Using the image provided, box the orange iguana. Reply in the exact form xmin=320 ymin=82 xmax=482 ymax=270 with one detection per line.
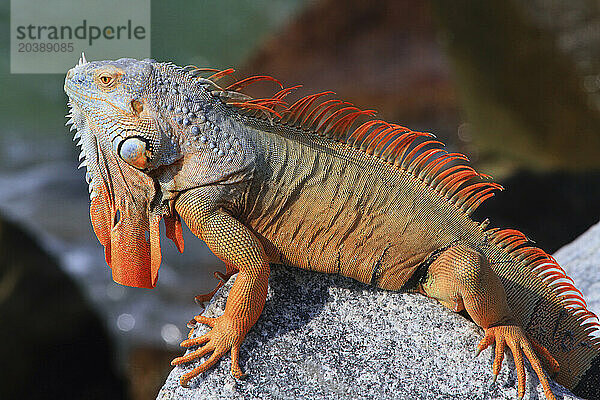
xmin=64 ymin=54 xmax=600 ymax=399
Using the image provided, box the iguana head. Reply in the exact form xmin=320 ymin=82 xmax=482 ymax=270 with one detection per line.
xmin=65 ymin=55 xmax=253 ymax=288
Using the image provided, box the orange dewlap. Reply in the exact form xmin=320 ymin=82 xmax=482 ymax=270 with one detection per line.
xmin=90 ymin=184 xmax=183 ymax=288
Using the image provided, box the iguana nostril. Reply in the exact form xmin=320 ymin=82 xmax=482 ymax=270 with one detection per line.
xmin=119 ymin=137 xmax=149 ymax=169
xmin=73 ymin=72 xmax=84 ymax=83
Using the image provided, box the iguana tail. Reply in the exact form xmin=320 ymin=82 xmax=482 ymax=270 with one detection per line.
xmin=485 ymin=228 xmax=600 ymax=396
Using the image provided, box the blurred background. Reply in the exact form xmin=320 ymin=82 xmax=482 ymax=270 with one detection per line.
xmin=0 ymin=0 xmax=598 ymax=399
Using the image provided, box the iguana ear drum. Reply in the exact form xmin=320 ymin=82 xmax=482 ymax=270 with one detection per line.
xmin=118 ymin=137 xmax=150 ymax=169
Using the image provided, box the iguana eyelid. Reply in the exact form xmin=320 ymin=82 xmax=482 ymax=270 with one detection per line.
xmin=95 ymin=71 xmax=122 ymax=88
xmin=99 ymin=74 xmax=113 ymax=85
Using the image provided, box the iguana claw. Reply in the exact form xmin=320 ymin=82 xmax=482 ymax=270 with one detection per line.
xmin=172 ymin=314 xmax=247 ymax=387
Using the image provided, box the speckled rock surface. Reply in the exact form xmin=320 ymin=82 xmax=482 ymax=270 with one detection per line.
xmin=157 ymin=263 xmax=583 ymax=400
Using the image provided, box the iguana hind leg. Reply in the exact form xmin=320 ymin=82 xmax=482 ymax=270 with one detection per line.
xmin=170 ymin=188 xmax=270 ymax=386
xmin=419 ymin=244 xmax=559 ymax=400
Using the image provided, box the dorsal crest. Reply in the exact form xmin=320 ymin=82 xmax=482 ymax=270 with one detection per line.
xmin=182 ymin=65 xmax=502 ymax=217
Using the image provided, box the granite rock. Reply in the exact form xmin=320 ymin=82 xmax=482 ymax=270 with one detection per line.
xmin=158 ymin=254 xmax=589 ymax=400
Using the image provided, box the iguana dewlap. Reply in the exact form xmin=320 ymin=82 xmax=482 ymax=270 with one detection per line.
xmin=64 ymin=55 xmax=600 ymax=399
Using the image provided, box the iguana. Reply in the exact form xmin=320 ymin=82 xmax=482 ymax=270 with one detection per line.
xmin=64 ymin=54 xmax=600 ymax=399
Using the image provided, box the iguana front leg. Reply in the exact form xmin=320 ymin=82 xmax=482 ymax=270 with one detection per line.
xmin=170 ymin=188 xmax=270 ymax=386
xmin=420 ymin=244 xmax=559 ymax=400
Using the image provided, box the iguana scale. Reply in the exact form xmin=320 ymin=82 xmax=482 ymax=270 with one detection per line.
xmin=64 ymin=55 xmax=600 ymax=399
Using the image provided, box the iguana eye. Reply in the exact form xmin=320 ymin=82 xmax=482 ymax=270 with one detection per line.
xmin=99 ymin=75 xmax=113 ymax=85
xmin=118 ymin=137 xmax=150 ymax=169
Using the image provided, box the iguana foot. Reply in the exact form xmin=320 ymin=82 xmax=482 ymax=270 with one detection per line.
xmin=476 ymin=325 xmax=559 ymax=400
xmin=172 ymin=314 xmax=247 ymax=387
